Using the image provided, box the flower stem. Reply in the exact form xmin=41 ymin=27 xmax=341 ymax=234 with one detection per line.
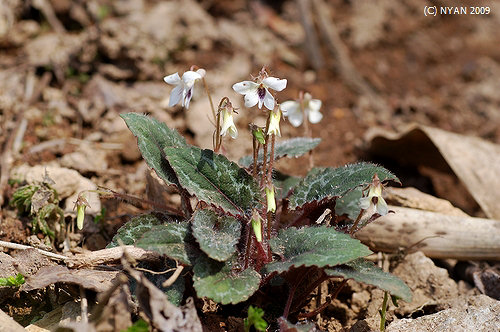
xmin=252 ymin=136 xmax=259 ymax=178
xmin=349 ymin=208 xmax=366 ymax=235
xmin=201 ymin=77 xmax=216 ymax=122
xmin=380 ymin=291 xmax=389 ymax=331
xmin=299 ymin=91 xmax=314 ymax=169
xmin=260 ymin=116 xmax=271 ymax=187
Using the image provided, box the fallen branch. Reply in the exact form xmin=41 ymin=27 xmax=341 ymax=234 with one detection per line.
xmin=355 ymin=206 xmax=500 ymax=260
xmin=66 ymin=246 xmax=163 ymax=268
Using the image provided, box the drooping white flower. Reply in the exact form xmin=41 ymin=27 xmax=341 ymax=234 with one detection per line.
xmin=281 ymin=92 xmax=323 ymax=127
xmin=359 ymin=174 xmax=388 ymax=216
xmin=232 ymin=71 xmax=287 ymax=110
xmin=164 ymin=68 xmax=206 ymax=109
xmin=220 ymin=107 xmax=238 ymax=139
xmin=267 ymin=109 xmax=281 ymax=137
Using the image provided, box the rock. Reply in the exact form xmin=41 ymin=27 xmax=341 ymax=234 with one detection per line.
xmin=387 ymin=295 xmax=500 ymax=332
xmin=391 ymin=251 xmax=459 ymax=316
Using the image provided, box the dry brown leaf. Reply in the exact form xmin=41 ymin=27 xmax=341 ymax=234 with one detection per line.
xmin=365 ymin=124 xmax=500 ymax=219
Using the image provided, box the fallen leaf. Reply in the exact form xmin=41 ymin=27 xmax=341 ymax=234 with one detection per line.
xmin=365 ymin=124 xmax=500 ymax=219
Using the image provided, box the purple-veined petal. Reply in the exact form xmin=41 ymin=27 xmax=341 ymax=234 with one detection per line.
xmin=263 ymin=88 xmax=275 ymax=110
xmin=308 ymin=110 xmax=323 ymax=124
xmin=232 ymin=81 xmax=258 ymax=95
xmin=168 ymin=84 xmax=184 ymax=107
xmin=244 ymin=90 xmax=259 ymax=108
xmin=183 ymin=87 xmax=194 ymax=109
xmin=164 ymin=72 xmax=181 ymax=85
xmin=263 ymin=77 xmax=287 ymax=91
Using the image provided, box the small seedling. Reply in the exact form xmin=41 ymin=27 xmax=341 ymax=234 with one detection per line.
xmin=0 ymin=273 xmax=25 ymax=287
xmin=244 ymin=306 xmax=268 ymax=332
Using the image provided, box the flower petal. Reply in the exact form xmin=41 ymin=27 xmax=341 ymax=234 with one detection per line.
xmin=263 ymin=77 xmax=287 ymax=91
xmin=376 ymin=197 xmax=388 ymax=216
xmin=244 ymin=90 xmax=259 ymax=108
xmin=196 ymin=68 xmax=206 ymax=78
xmin=308 ymin=110 xmax=323 ymax=124
xmin=182 ymin=71 xmax=202 ymax=86
xmin=163 ymin=72 xmax=181 ymax=85
xmin=232 ymin=81 xmax=258 ymax=95
xmin=263 ymin=89 xmax=275 ymax=110
xmin=307 ymin=99 xmax=322 ymax=113
xmin=168 ymin=84 xmax=184 ymax=107
xmin=281 ymin=101 xmax=303 ymax=127
xmin=359 ymin=197 xmax=371 ymax=210
xmin=183 ymin=87 xmax=194 ymax=109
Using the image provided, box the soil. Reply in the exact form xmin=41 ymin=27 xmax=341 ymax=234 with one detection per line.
xmin=0 ymin=0 xmax=499 ymax=331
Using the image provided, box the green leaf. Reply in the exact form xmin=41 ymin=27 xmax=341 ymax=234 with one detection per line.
xmin=193 ymin=255 xmax=261 ymax=305
xmin=121 ymin=113 xmax=187 ymax=186
xmin=192 ymin=209 xmax=241 ymax=261
xmin=335 ymin=186 xmax=363 ymax=220
xmin=124 ymin=319 xmax=149 ymax=332
xmin=263 ymin=226 xmax=372 ymax=275
xmin=272 ymin=171 xmax=301 ymax=200
xmin=239 ymin=137 xmax=321 ymax=167
xmin=164 ymin=146 xmax=261 ymax=216
xmin=244 ymin=306 xmax=268 ymax=332
xmin=288 ymin=162 xmax=399 ymax=210
xmin=0 ymin=273 xmax=25 ymax=287
xmin=107 ymin=213 xmax=168 ymax=248
xmin=326 ymin=258 xmax=412 ymax=302
xmin=136 ymin=222 xmax=198 ymax=265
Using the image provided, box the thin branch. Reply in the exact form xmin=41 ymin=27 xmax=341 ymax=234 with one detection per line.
xmin=0 ymin=240 xmax=68 ymax=260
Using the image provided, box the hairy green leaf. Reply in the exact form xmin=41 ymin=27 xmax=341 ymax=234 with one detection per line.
xmin=193 ymin=255 xmax=261 ymax=305
xmin=192 ymin=209 xmax=241 ymax=261
xmin=288 ymin=162 xmax=399 ymax=210
xmin=326 ymin=258 xmax=412 ymax=302
xmin=136 ymin=222 xmax=198 ymax=265
xmin=335 ymin=186 xmax=364 ymax=220
xmin=273 ymin=171 xmax=301 ymax=200
xmin=239 ymin=137 xmax=321 ymax=167
xmin=107 ymin=214 xmax=169 ymax=248
xmin=164 ymin=146 xmax=261 ymax=216
xmin=121 ymin=113 xmax=187 ymax=186
xmin=263 ymin=226 xmax=372 ymax=275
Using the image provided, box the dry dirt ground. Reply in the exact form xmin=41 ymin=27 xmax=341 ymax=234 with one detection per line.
xmin=0 ymin=0 xmax=499 ymax=331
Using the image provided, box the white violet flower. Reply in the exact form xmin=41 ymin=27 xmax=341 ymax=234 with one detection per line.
xmin=267 ymin=109 xmax=281 ymax=137
xmin=232 ymin=70 xmax=287 ymax=110
xmin=359 ymin=174 xmax=388 ymax=216
xmin=220 ymin=107 xmax=238 ymax=139
xmin=164 ymin=68 xmax=206 ymax=109
xmin=281 ymin=92 xmax=323 ymax=127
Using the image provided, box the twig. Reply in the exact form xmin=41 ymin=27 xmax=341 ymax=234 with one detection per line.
xmin=80 ymin=286 xmax=88 ymax=324
xmin=312 ymin=0 xmax=390 ymax=119
xmin=0 ymin=240 xmax=68 ymax=260
xmin=296 ymin=0 xmax=324 ymax=70
xmin=162 ymin=265 xmax=184 ymax=288
xmin=32 ymin=0 xmax=66 ymax=33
